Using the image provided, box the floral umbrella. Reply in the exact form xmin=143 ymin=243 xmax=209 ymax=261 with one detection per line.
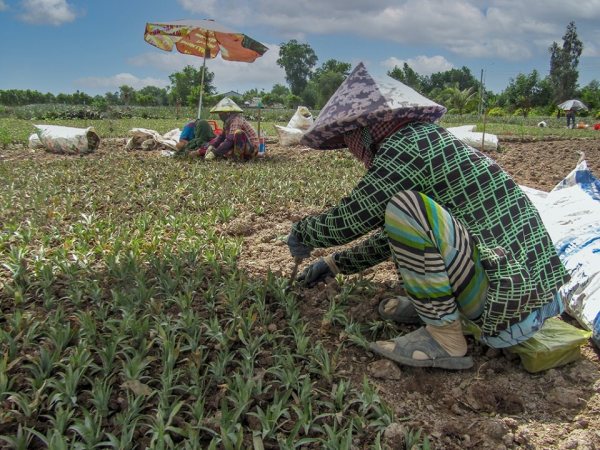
xmin=144 ymin=19 xmax=268 ymax=118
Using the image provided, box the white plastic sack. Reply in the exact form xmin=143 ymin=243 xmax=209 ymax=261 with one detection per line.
xmin=28 ymin=133 xmax=45 ymax=149
xmin=523 ymin=160 xmax=600 ymax=348
xmin=447 ymin=125 xmax=498 ymax=151
xmin=274 ymin=124 xmax=305 ymax=147
xmin=163 ymin=128 xmax=181 ymax=141
xmin=287 ymin=106 xmax=313 ymax=130
xmin=33 ymin=124 xmax=100 ymax=154
xmin=126 ymin=128 xmax=178 ymax=151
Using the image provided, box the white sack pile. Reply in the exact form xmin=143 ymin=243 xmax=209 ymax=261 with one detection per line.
xmin=274 ymin=106 xmax=314 ymax=147
xmin=447 ymin=125 xmax=498 ymax=151
xmin=126 ymin=128 xmax=180 ymax=151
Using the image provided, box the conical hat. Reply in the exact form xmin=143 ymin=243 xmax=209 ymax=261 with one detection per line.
xmin=210 ymin=97 xmax=243 ymax=113
xmin=300 ymin=62 xmax=447 ymax=149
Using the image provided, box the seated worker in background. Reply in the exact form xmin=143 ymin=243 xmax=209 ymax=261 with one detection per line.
xmin=204 ymin=97 xmax=259 ymax=161
xmin=176 ymin=119 xmax=217 ymax=156
xmin=287 ymin=62 xmax=570 ymax=370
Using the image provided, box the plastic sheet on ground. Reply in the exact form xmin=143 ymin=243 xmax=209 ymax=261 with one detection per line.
xmin=522 ymin=159 xmax=600 ymax=349
xmin=32 ymin=124 xmax=100 ymax=154
xmin=447 ymin=125 xmax=498 ymax=151
xmin=125 ymin=128 xmax=180 ymax=151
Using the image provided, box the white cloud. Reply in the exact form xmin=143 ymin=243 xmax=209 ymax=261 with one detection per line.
xmin=17 ymin=0 xmax=81 ymax=26
xmin=381 ymin=56 xmax=454 ymax=76
xmin=73 ymin=73 xmax=169 ymax=92
xmin=176 ymin=0 xmax=218 ymax=17
xmin=0 ymin=1 xmax=9 ymax=11
xmin=581 ymin=28 xmax=600 ymax=57
xmin=173 ymin=1 xmax=599 ymax=64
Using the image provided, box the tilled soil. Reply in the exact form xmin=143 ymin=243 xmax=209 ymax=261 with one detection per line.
xmin=233 ymin=137 xmax=600 ymax=450
xmin=2 ymin=136 xmax=600 ymax=449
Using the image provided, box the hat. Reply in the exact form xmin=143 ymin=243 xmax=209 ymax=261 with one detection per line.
xmin=210 ymin=97 xmax=243 ymax=113
xmin=300 ymin=62 xmax=447 ymax=150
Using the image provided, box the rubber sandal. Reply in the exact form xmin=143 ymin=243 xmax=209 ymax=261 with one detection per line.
xmin=370 ymin=327 xmax=473 ymax=370
xmin=378 ymin=297 xmax=423 ymax=324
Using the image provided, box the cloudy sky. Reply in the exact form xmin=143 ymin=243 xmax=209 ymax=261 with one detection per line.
xmin=0 ymin=0 xmax=599 ymax=97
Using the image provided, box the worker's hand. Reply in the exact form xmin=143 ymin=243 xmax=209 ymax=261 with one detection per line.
xmin=286 ymin=231 xmax=312 ymax=259
xmin=204 ymin=150 xmax=216 ymax=161
xmin=297 ymin=255 xmax=340 ymax=287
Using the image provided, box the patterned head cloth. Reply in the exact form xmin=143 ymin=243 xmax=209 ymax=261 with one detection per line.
xmin=300 ymin=62 xmax=447 ymax=150
xmin=210 ymin=97 xmax=243 ymax=113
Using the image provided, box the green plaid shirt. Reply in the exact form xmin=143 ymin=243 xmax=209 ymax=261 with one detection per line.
xmin=293 ymin=122 xmax=569 ymax=335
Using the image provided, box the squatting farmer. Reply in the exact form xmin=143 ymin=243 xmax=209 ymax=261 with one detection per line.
xmin=203 ymin=97 xmax=260 ymax=161
xmin=286 ymin=62 xmax=570 ymax=370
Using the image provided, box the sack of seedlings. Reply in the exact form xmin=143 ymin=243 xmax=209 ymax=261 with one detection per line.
xmin=287 ymin=106 xmax=313 ymax=130
xmin=274 ymin=124 xmax=305 ymax=146
xmin=34 ymin=124 xmax=100 ymax=155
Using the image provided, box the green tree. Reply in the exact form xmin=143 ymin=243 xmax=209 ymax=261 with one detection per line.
xmin=56 ymin=93 xmax=70 ymax=104
xmin=54 ymin=90 xmax=94 ymax=106
xmin=138 ymin=86 xmax=169 ymax=106
xmin=276 ymin=40 xmax=318 ymax=96
xmin=316 ymin=71 xmax=345 ymax=108
xmin=261 ymin=84 xmax=289 ymax=106
xmin=0 ymin=89 xmax=55 ymax=106
xmin=580 ymin=79 xmax=600 ymax=111
xmin=387 ymin=63 xmax=423 ymax=92
xmin=242 ymin=88 xmax=265 ymax=104
xmin=439 ymin=83 xmax=477 ymax=116
xmin=119 ymin=85 xmax=136 ymax=107
xmin=300 ymin=81 xmax=318 ymax=108
xmin=548 ymin=21 xmax=583 ymax=103
xmin=271 ymin=83 xmax=290 ymax=98
xmin=503 ymin=70 xmax=545 ymax=117
xmin=168 ymin=65 xmax=215 ymax=107
xmin=285 ymin=94 xmax=303 ymax=109
xmin=311 ymin=59 xmax=351 ymax=108
xmin=313 ymin=59 xmax=351 ymax=80
xmin=261 ymin=93 xmax=279 ymax=107
xmin=422 ymin=67 xmax=479 ymax=98
xmin=137 ymin=94 xmax=157 ymax=106
xmin=91 ymin=95 xmax=108 ymax=108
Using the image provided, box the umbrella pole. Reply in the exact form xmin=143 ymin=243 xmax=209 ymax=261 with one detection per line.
xmin=257 ymin=105 xmax=261 ymax=139
xmin=197 ymin=54 xmax=207 ymax=119
xmin=481 ymin=103 xmax=488 ymax=151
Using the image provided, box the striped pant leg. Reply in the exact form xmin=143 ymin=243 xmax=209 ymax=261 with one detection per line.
xmin=385 ymin=191 xmax=488 ymax=326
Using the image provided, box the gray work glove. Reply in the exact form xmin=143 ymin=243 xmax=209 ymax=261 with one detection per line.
xmin=286 ymin=231 xmax=313 ymax=259
xmin=297 ymin=255 xmax=340 ymax=288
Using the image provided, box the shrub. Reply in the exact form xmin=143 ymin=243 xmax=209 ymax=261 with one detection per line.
xmin=488 ymin=107 xmax=508 ymax=117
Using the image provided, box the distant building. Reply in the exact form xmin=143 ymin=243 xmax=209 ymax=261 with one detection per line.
xmin=220 ymin=91 xmax=242 ymax=99
xmin=246 ymin=97 xmax=285 ymax=109
xmin=246 ymin=97 xmax=262 ymax=108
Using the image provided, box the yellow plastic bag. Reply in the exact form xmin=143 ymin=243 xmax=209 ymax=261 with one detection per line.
xmin=507 ymin=318 xmax=591 ymax=373
xmin=462 ymin=317 xmax=591 ymax=373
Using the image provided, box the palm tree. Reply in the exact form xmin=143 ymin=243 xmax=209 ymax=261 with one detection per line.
xmin=439 ymin=83 xmax=477 ymax=116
